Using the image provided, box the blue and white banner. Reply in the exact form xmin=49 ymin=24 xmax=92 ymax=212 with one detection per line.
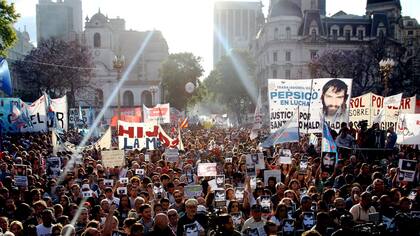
xmin=262 ymin=111 xmax=299 ymax=147
xmin=0 ymin=95 xmax=68 ymax=133
xmin=268 ymin=78 xmax=352 ymax=133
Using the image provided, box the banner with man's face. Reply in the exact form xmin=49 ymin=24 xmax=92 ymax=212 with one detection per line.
xmin=268 ymin=78 xmax=352 ymax=133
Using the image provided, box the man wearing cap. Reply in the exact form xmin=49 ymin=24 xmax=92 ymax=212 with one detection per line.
xmin=105 ymin=187 xmax=120 ymax=206
xmin=241 ymin=204 xmax=266 ymax=235
xmin=176 ymin=199 xmax=207 ymax=236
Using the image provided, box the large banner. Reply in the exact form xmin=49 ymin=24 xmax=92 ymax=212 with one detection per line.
xmin=1 ymin=95 xmax=67 ymax=133
xmin=110 ymin=107 xmax=142 ymax=127
xmin=69 ymin=108 xmax=90 ymax=126
xmin=143 ymin=103 xmax=170 ymax=124
xmin=118 ymin=120 xmax=179 ymax=150
xmin=268 ymin=78 xmax=353 ymax=133
xmin=50 ymin=95 xmax=68 ymax=131
xmin=349 ymin=93 xmax=413 ymax=130
xmin=400 ymin=95 xmax=416 ymax=114
xmin=396 ymin=114 xmax=420 ymax=144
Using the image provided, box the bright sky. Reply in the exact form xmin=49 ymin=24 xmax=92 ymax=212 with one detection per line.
xmin=9 ymin=0 xmax=420 ymax=78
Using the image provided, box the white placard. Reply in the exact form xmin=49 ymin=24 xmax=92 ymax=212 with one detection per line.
xmin=197 ymin=163 xmax=217 ymax=177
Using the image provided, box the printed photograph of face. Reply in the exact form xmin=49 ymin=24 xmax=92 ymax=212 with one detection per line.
xmin=321 ymin=79 xmax=349 ymax=119
xmin=185 ymin=223 xmax=199 ymax=236
xmin=235 ymin=188 xmax=244 ymax=201
xmin=303 ymin=213 xmax=315 ymax=229
xmin=215 ymin=190 xmax=225 ymax=201
xmin=283 ymin=220 xmax=295 ymax=233
xmin=216 ymin=176 xmax=225 ymax=187
xmin=322 ymin=152 xmax=336 ymax=171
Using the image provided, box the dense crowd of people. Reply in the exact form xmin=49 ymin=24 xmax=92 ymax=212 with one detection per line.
xmin=0 ymin=122 xmax=419 ymax=236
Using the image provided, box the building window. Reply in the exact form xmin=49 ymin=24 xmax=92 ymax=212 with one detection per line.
xmin=345 ymin=30 xmax=351 ymax=41
xmin=95 ymin=89 xmax=103 ymax=107
xmin=273 ymin=52 xmax=278 ymax=62
xmin=310 ymin=50 xmax=318 ymax=60
xmin=358 ymin=30 xmax=364 ymax=40
xmin=311 ymin=0 xmax=316 ymax=9
xmin=408 ymin=39 xmax=413 ymax=46
xmin=285 ymin=69 xmax=291 ymax=79
xmin=311 ymin=29 xmax=317 ymax=40
xmin=286 ymin=27 xmax=291 ymax=40
xmin=285 ymin=51 xmax=291 ymax=61
xmin=332 ymin=29 xmax=338 ymax=40
xmin=123 ymin=90 xmax=134 ymax=107
xmin=407 ymin=21 xmax=414 ymax=27
xmin=274 ymin=28 xmax=279 ymax=39
xmin=94 ymin=33 xmax=101 ymax=48
xmin=273 ymin=69 xmax=277 ymax=78
xmin=408 ymin=30 xmax=414 ymax=36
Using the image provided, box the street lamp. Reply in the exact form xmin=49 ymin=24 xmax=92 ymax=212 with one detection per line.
xmin=149 ymin=85 xmax=159 ymax=106
xmin=379 ymin=58 xmax=395 ymax=97
xmin=113 ymin=55 xmax=125 ymax=120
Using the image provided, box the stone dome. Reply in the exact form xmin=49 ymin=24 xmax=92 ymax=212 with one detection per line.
xmin=269 ymin=0 xmax=302 ymax=18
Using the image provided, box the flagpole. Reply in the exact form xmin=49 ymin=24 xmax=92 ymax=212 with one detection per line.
xmin=297 ymin=105 xmax=301 ymax=141
xmin=306 ymin=79 xmax=314 ymax=135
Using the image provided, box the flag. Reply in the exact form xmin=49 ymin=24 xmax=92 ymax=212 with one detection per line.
xmin=322 ymin=121 xmax=337 ymax=153
xmin=96 ymin=127 xmax=111 ymax=150
xmin=179 ymin=117 xmax=188 ymax=129
xmin=0 ymin=59 xmax=12 ymax=96
xmin=262 ymin=111 xmax=299 ymax=147
xmin=309 ymin=133 xmax=318 ymax=147
xmin=250 ymin=93 xmax=263 ymax=140
xmin=87 ymin=107 xmax=95 ymax=127
xmin=78 ymin=105 xmax=84 ymax=123
xmin=177 ymin=128 xmax=184 ymax=151
xmin=10 ymin=103 xmax=21 ymax=124
xmin=52 ymin=129 xmax=58 ymax=155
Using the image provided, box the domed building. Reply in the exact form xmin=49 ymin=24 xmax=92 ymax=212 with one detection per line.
xmin=79 ymin=10 xmax=169 ymax=123
xmin=252 ymin=0 xmax=419 ymax=111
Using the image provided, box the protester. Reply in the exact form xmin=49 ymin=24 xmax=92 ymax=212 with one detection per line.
xmin=0 ymin=121 xmax=418 ymax=236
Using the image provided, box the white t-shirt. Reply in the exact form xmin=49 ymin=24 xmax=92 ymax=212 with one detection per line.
xmin=36 ymin=224 xmax=52 ymax=236
xmin=350 ymin=204 xmax=376 ymax=222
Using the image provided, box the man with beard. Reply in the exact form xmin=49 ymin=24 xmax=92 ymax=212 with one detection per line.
xmin=321 ymin=79 xmax=349 ymax=127
xmin=177 ymin=199 xmax=207 ymax=236
xmin=349 ymin=192 xmax=376 ymax=223
xmin=329 ymin=198 xmax=351 ymax=228
xmin=242 ymin=204 xmax=266 ymax=235
xmin=209 ymin=214 xmax=241 ymax=236
xmin=169 ymin=190 xmax=185 ymax=214
xmin=146 ymin=213 xmax=175 ymax=236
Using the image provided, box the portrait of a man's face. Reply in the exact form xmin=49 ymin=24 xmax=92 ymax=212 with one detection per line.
xmin=321 ymin=79 xmax=348 ymax=117
xmin=382 ymin=216 xmax=395 ymax=230
xmin=283 ymin=220 xmax=294 ymax=233
xmin=216 ymin=176 xmax=224 ymax=187
xmin=185 ymin=223 xmax=199 ymax=236
xmin=303 ymin=213 xmax=315 ymax=229
xmin=235 ymin=188 xmax=244 ymax=201
xmin=215 ymin=190 xmax=225 ymax=201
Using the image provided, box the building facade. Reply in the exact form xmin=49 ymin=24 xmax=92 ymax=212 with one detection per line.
xmin=80 ymin=11 xmax=168 ymax=120
xmin=213 ymin=1 xmax=264 ymax=67
xmin=5 ymin=28 xmax=35 ymax=98
xmin=252 ymin=0 xmax=420 ymax=105
xmin=36 ymin=0 xmax=83 ymax=42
